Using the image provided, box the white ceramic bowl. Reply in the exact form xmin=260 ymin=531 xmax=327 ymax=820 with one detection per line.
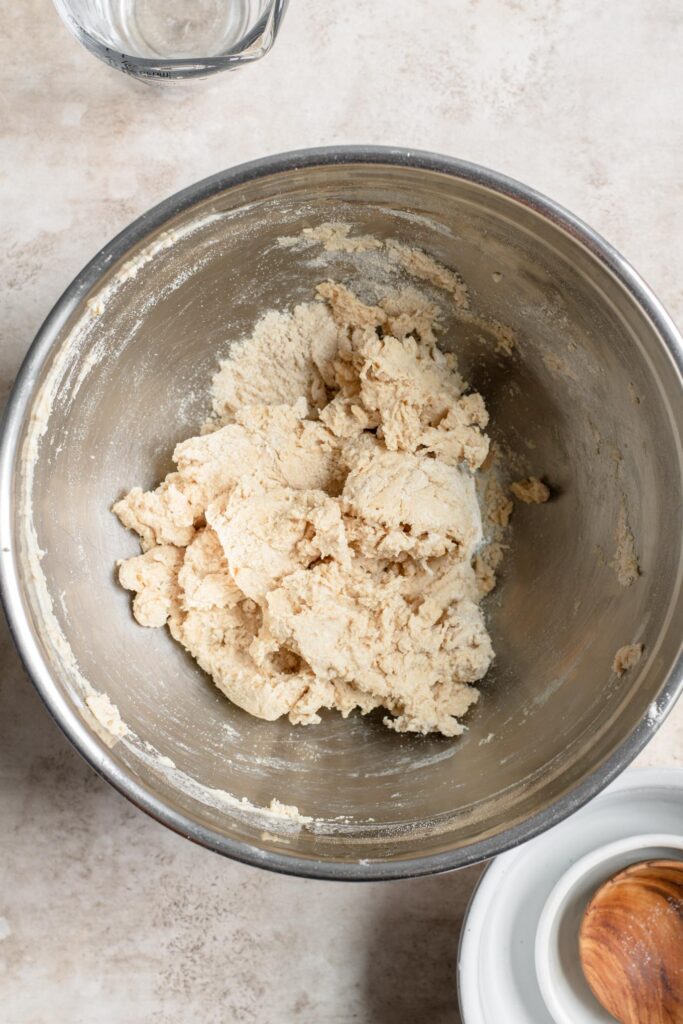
xmin=535 ymin=832 xmax=683 ymax=1024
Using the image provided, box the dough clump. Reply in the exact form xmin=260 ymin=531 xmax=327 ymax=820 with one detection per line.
xmin=613 ymin=643 xmax=644 ymax=676
xmin=510 ymin=476 xmax=550 ymax=504
xmin=114 ymin=279 xmax=496 ymax=737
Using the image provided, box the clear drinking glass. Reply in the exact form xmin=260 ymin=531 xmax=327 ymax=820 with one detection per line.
xmin=53 ymin=0 xmax=289 ymax=81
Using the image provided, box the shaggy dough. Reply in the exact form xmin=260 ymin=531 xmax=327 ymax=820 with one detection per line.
xmin=114 ymin=277 xmax=497 ymax=737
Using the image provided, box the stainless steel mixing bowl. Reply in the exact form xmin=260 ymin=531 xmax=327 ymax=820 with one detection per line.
xmin=1 ymin=148 xmax=682 ymax=880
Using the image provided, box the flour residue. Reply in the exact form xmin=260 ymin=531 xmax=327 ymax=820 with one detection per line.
xmin=281 ymin=221 xmax=518 ymax=356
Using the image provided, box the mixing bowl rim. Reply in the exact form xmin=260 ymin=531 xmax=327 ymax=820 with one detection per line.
xmin=1 ymin=145 xmax=682 ymax=881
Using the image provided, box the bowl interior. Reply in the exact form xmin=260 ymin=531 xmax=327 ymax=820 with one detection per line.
xmin=8 ymin=159 xmax=683 ymax=871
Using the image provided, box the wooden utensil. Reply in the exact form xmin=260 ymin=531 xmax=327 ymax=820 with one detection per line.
xmin=579 ymin=858 xmax=683 ymax=1024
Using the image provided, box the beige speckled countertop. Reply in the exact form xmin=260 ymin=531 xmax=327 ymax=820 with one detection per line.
xmin=1 ymin=2 xmax=682 ymax=1021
